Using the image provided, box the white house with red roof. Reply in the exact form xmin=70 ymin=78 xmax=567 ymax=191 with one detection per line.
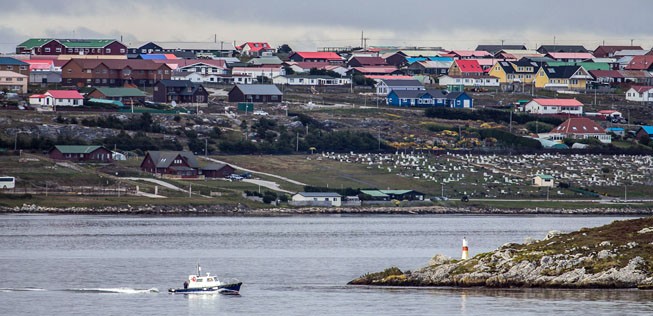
xmin=237 ymin=42 xmax=274 ymax=57
xmin=625 ymin=86 xmax=653 ymax=102
xmin=524 ymin=98 xmax=583 ymax=115
xmin=540 ymin=117 xmax=611 ymax=144
xmin=289 ymin=52 xmax=344 ymax=64
xmin=29 ymin=90 xmax=84 ymax=107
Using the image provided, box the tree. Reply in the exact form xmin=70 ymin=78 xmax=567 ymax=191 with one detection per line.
xmin=277 ymin=44 xmax=293 ymax=54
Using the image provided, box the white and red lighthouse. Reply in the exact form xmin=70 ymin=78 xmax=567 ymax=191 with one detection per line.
xmin=461 ymin=237 xmax=469 ymax=260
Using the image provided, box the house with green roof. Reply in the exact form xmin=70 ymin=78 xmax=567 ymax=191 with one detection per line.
xmin=48 ymin=145 xmax=113 ymax=162
xmin=360 ymin=189 xmax=425 ymax=201
xmin=16 ymin=38 xmax=126 ymax=56
xmin=87 ymin=87 xmax=146 ymax=105
xmin=532 ymin=174 xmax=555 ymax=187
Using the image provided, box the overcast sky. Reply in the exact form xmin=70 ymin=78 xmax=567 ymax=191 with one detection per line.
xmin=1 ymin=0 xmax=652 ymax=53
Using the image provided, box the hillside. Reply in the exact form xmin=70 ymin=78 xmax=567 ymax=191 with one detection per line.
xmin=349 ymin=217 xmax=653 ymax=289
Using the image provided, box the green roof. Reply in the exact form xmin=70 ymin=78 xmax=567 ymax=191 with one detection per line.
xmin=17 ymin=38 xmax=54 ymax=49
xmin=88 ymin=98 xmax=125 ymax=107
xmin=546 ymin=62 xmax=610 ymax=71
xmin=535 ymin=174 xmax=554 ymax=180
xmin=58 ymin=39 xmax=116 ymax=48
xmin=54 ymin=145 xmax=104 ymax=154
xmin=360 ymin=190 xmax=390 ymax=197
xmin=379 ymin=190 xmax=415 ymax=195
xmin=17 ymin=38 xmax=117 ymax=49
xmin=93 ymin=87 xmax=146 ymax=98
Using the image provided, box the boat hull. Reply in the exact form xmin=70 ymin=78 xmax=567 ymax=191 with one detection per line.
xmin=168 ymin=282 xmax=242 ymax=295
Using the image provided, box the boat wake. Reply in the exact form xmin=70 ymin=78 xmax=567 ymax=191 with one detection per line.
xmin=66 ymin=287 xmax=159 ymax=294
xmin=0 ymin=287 xmax=47 ymax=292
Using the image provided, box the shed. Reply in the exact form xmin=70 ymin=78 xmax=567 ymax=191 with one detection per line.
xmin=48 ymin=145 xmax=113 ymax=162
xmin=228 ymin=84 xmax=282 ymax=103
xmin=532 ymin=174 xmax=555 ymax=187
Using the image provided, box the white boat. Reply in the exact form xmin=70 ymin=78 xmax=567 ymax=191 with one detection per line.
xmin=168 ymin=264 xmax=242 ymax=295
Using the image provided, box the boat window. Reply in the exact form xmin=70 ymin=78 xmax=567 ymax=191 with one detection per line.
xmin=197 ymin=278 xmax=203 ymax=282
xmin=207 ymin=278 xmax=214 ymax=282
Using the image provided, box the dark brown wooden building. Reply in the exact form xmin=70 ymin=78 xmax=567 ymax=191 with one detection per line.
xmin=152 ymin=80 xmax=209 ymax=104
xmin=227 ymin=84 xmax=282 ymax=103
xmin=48 ymin=145 xmax=113 ymax=162
xmin=201 ymin=163 xmax=235 ymax=178
xmin=62 ymin=59 xmax=171 ymax=88
xmin=140 ymin=151 xmax=200 ymax=178
xmin=16 ymin=38 xmax=127 ymax=56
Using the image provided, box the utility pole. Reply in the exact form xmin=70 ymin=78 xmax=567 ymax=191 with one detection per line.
xmin=204 ymin=138 xmax=208 ymax=157
xmin=509 ymin=110 xmax=513 ymax=133
xmin=296 ymin=132 xmax=299 ymax=152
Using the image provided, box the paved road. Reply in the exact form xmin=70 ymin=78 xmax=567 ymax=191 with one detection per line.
xmin=201 ymin=157 xmax=306 ymax=186
xmin=243 ymin=179 xmax=294 ymax=194
xmin=123 ymin=177 xmax=187 ymax=192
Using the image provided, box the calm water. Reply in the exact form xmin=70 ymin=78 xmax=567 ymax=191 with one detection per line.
xmin=1 ymin=214 xmax=652 ymax=315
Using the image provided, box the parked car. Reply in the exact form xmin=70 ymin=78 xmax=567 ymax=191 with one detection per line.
xmin=226 ymin=174 xmax=244 ymax=181
xmin=253 ymin=110 xmax=269 ymax=116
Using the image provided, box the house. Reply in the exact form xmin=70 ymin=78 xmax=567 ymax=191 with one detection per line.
xmin=589 ymin=70 xmax=626 ymax=84
xmin=523 ymin=98 xmax=583 ymax=115
xmin=448 ymin=60 xmax=483 ymax=77
xmin=153 ymin=80 xmax=209 ymax=104
xmin=140 ymin=151 xmax=200 ymax=178
xmin=346 ymin=56 xmax=387 ymax=67
xmin=29 ymin=90 xmax=84 ymax=107
xmin=438 ymin=75 xmax=500 ymax=88
xmin=0 ymin=57 xmax=30 ymax=76
xmin=532 ymin=174 xmax=554 ymax=187
xmin=173 ymin=60 xmax=228 ymax=76
xmin=290 ymin=192 xmax=342 ymax=207
xmin=635 ymin=126 xmax=653 ymax=141
xmin=131 ymin=41 xmax=234 ymax=57
xmin=406 ymin=59 xmax=453 ymax=75
xmin=536 ymin=45 xmax=589 ymax=54
xmin=248 ymin=56 xmax=284 ymax=66
xmin=542 ymin=117 xmax=611 ymax=144
xmin=0 ymin=71 xmax=28 ymax=93
xmin=494 ymin=50 xmax=544 ymax=60
xmin=446 ymin=50 xmax=493 ymax=59
xmin=386 ymin=90 xmax=432 ymax=107
xmin=625 ymin=86 xmax=653 ymax=102
xmin=289 ymin=52 xmax=344 ymax=64
xmin=272 ymin=75 xmax=350 ymax=86
xmin=489 ymin=59 xmax=540 ymax=84
xmin=534 ymin=65 xmax=591 ymax=89
xmin=201 ymin=163 xmax=235 ymax=178
xmin=350 ymin=66 xmax=402 ymax=77
xmin=606 ymin=127 xmax=625 ymax=137
xmin=231 ymin=66 xmax=285 ymax=81
xmin=431 ymin=90 xmax=473 ymax=108
xmin=545 ymin=52 xmax=595 ymax=62
xmin=87 ymin=87 xmax=146 ymax=104
xmin=16 ymin=38 xmax=127 ymax=56
xmin=593 ymin=45 xmax=643 ymax=58
xmin=61 ymin=59 xmax=172 ymax=87
xmin=48 ymin=145 xmax=113 ymax=162
xmin=227 ymin=84 xmax=283 ymax=103
xmin=237 ymin=42 xmax=274 ymax=57
xmin=23 ymin=59 xmax=61 ymax=84
xmin=375 ymin=79 xmax=424 ymax=96
xmin=476 ymin=44 xmax=527 ymax=55
xmin=624 ymin=56 xmax=653 ymax=71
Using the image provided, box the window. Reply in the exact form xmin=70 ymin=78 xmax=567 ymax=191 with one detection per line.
xmin=120 ymin=49 xmax=125 ymax=53
xmin=17 ymin=78 xmax=23 ymax=81
xmin=6 ymin=66 xmax=12 ymax=70
xmin=106 ymin=48 xmax=111 ymax=53
xmin=45 ymin=48 xmax=51 ymax=53
xmin=20 ymin=66 xmax=27 ymax=70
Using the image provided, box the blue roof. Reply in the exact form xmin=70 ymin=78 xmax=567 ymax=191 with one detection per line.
xmin=0 ymin=57 xmax=28 ymax=65
xmin=606 ymin=127 xmax=624 ymax=132
xmin=405 ymin=57 xmax=427 ymax=64
xmin=428 ymin=57 xmax=454 ymax=62
xmin=140 ymin=54 xmax=167 ymax=60
xmin=641 ymin=126 xmax=653 ymax=135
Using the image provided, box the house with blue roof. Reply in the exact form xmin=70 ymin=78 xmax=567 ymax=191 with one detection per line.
xmin=636 ymin=126 xmax=653 ymax=141
xmin=386 ymin=89 xmax=474 ymax=108
xmin=0 ymin=57 xmax=30 ymax=76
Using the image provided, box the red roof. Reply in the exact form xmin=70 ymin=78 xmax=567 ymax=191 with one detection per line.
xmin=625 ymin=56 xmax=653 ymax=70
xmin=366 ymin=75 xmax=414 ymax=80
xmin=531 ymin=98 xmax=583 ymax=107
xmin=293 ymin=52 xmax=343 ymax=61
xmin=552 ymin=118 xmax=606 ymax=134
xmin=64 ymin=59 xmax=170 ymax=71
xmin=238 ymin=42 xmax=272 ymax=52
xmin=352 ymin=66 xmax=399 ymax=74
xmin=348 ymin=56 xmax=387 ymax=66
xmin=47 ymin=90 xmax=83 ymax=99
xmin=449 ymin=50 xmax=492 ymax=58
xmin=24 ymin=59 xmax=53 ymax=70
xmin=589 ymin=70 xmax=624 ymax=78
xmin=454 ymin=60 xmax=483 ymax=73
xmin=630 ymin=86 xmax=653 ymax=94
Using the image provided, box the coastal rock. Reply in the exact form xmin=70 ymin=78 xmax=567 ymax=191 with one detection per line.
xmin=349 ymin=217 xmax=653 ymax=289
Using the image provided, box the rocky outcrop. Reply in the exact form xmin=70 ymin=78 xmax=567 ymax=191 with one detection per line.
xmin=349 ymin=217 xmax=653 ymax=289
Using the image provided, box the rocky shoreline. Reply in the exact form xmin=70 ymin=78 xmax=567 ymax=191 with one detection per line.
xmin=349 ymin=217 xmax=653 ymax=289
xmin=1 ymin=204 xmax=653 ymax=216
